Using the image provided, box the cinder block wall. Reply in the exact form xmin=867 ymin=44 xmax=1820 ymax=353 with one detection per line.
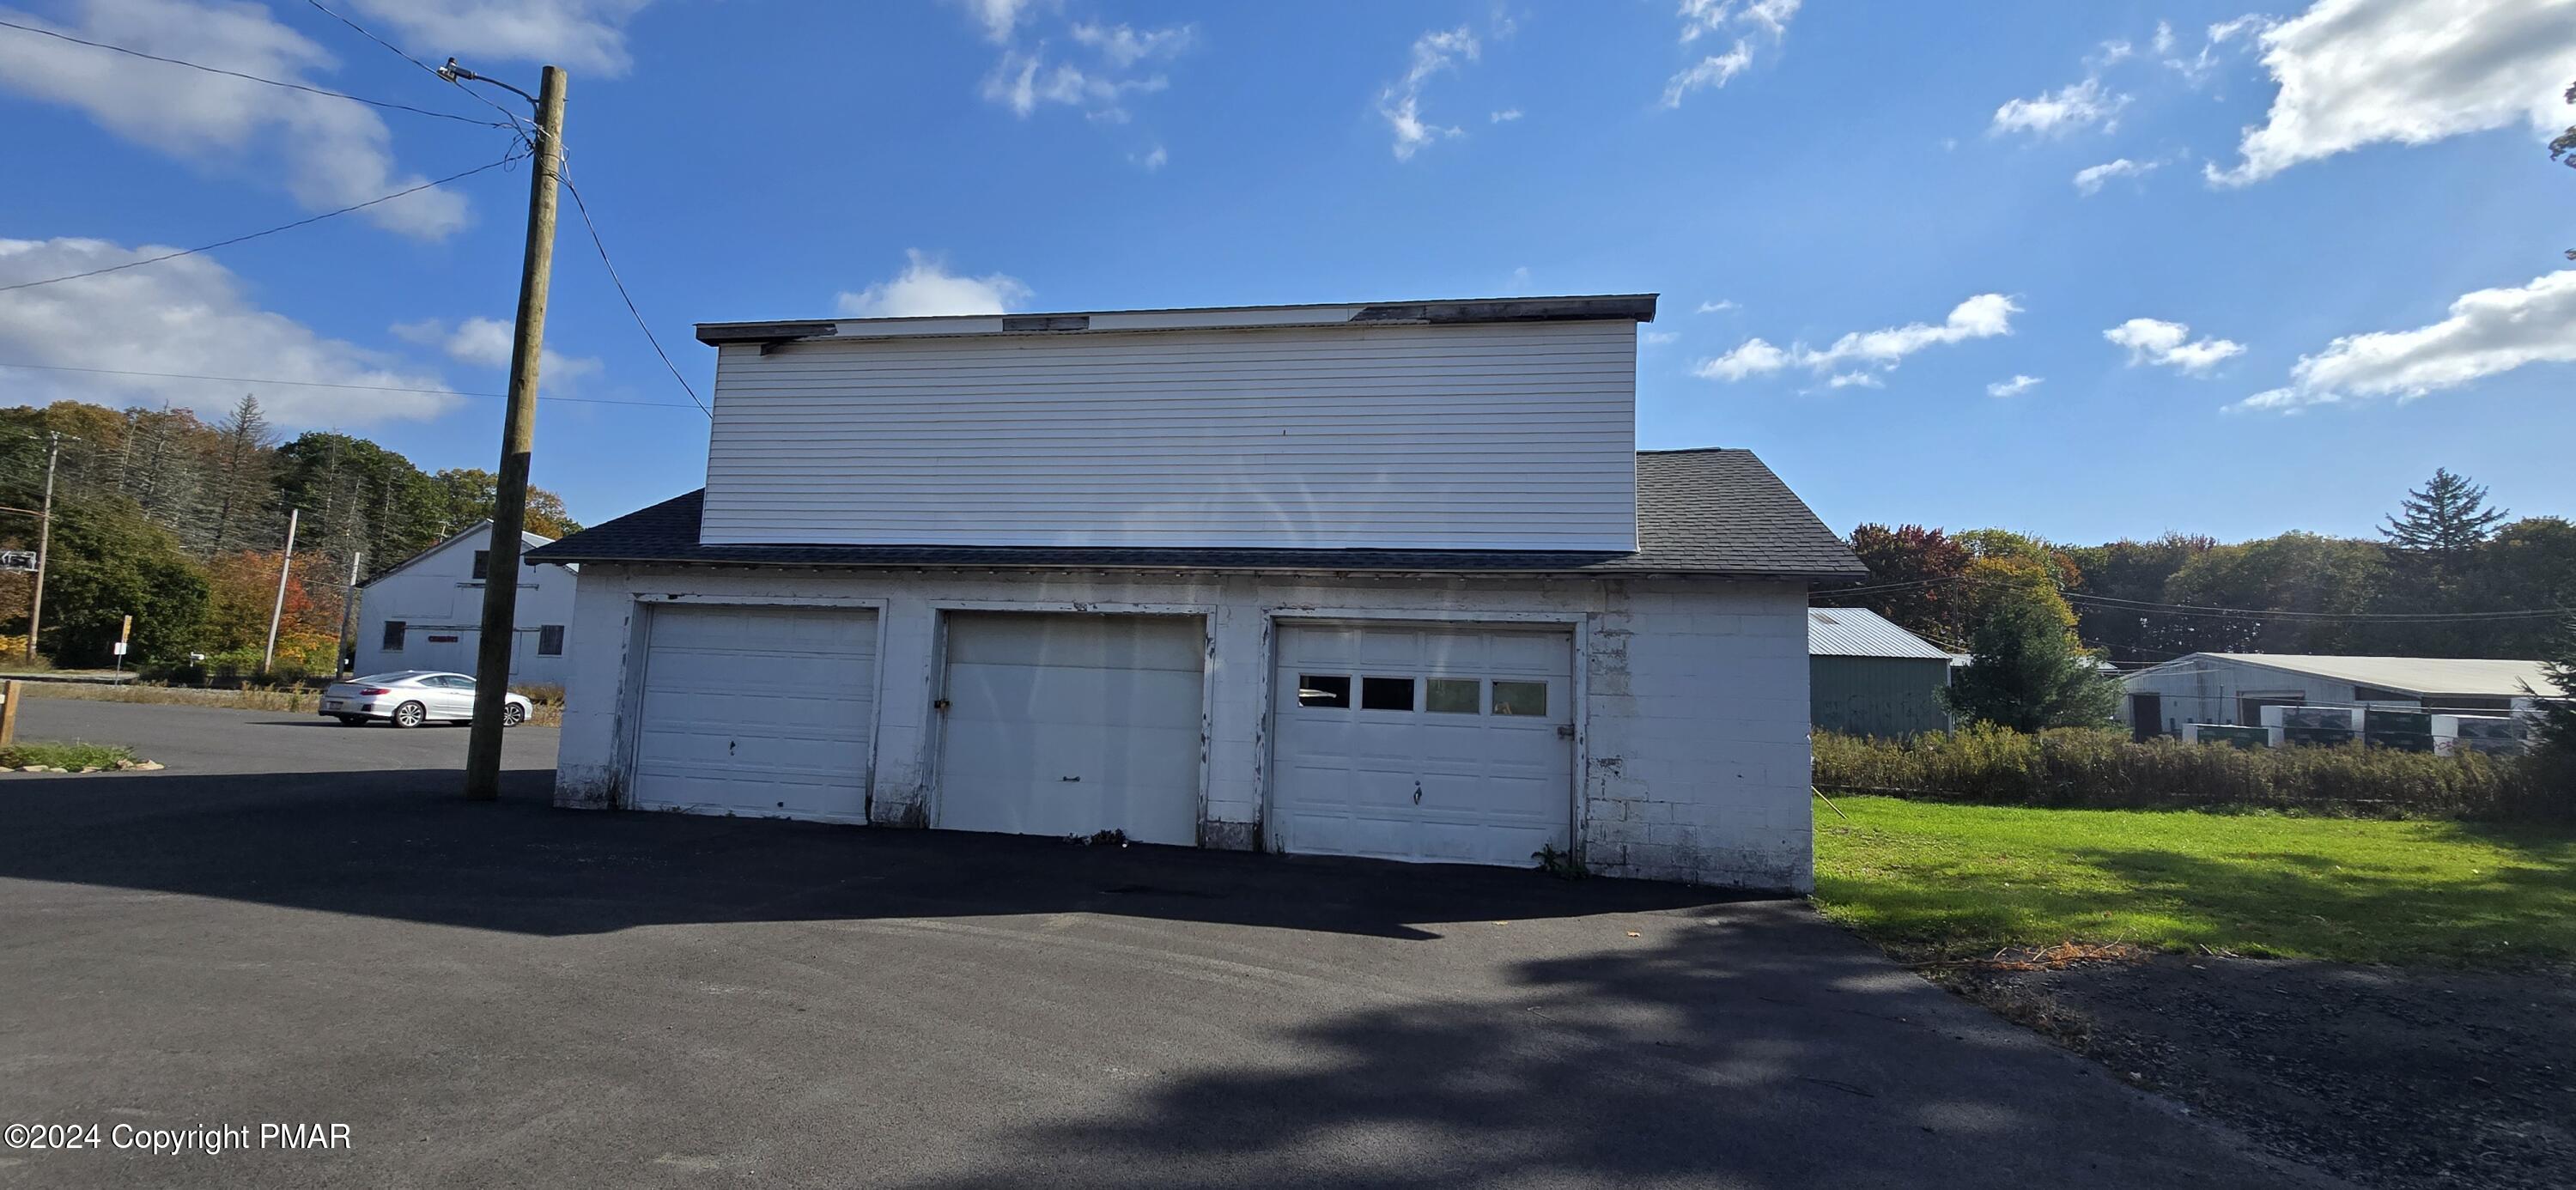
xmin=551 ymin=567 xmax=1814 ymax=890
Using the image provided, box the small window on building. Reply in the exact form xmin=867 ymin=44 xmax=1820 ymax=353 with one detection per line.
xmin=1426 ymin=678 xmax=1479 ymax=714
xmin=1492 ymin=681 xmax=1547 ymax=717
xmin=380 ymin=620 xmax=405 ymax=651
xmin=1360 ymin=677 xmax=1415 ymax=712
xmin=1297 ymin=675 xmax=1351 ymax=708
xmin=538 ymin=625 xmax=565 ymax=656
xmin=471 ymin=549 xmax=490 ymax=580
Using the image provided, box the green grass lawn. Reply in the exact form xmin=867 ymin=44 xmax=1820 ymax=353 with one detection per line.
xmin=0 ymin=740 xmax=137 ymax=770
xmin=1812 ymin=796 xmax=2576 ymax=966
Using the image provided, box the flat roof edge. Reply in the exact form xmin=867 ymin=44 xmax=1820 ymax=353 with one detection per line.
xmin=695 ymin=294 xmax=1659 ymax=344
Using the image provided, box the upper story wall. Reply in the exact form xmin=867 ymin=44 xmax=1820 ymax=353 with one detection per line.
xmin=697 ymin=316 xmax=1641 ymax=550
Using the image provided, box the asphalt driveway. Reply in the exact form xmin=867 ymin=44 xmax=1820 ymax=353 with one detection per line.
xmin=0 ymin=701 xmax=2337 ymax=1188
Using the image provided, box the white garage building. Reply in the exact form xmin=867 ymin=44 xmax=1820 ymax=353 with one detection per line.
xmin=532 ymin=296 xmax=1865 ymax=889
xmin=352 ymin=520 xmax=579 ymax=688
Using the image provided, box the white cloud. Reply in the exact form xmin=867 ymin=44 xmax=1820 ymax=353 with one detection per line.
xmin=956 ymin=0 xmax=1036 ymax=44
xmin=2153 ymin=20 xmax=2177 ymax=55
xmin=1986 ymin=373 xmax=2044 ymax=398
xmin=967 ymin=8 xmax=1189 ymax=125
xmin=1380 ymin=26 xmax=1478 ymax=161
xmin=2105 ymin=317 xmax=2247 ymax=373
xmin=1662 ymin=0 xmax=1801 ymax=107
xmin=2091 ymin=39 xmax=2136 ymax=67
xmin=2166 ymin=14 xmax=2269 ymax=86
xmin=346 ymin=0 xmax=651 ymax=76
xmin=1697 ymin=294 xmax=2019 ymax=386
xmin=1490 ymin=107 xmax=1522 ymax=123
xmin=0 ymin=237 xmax=458 ymax=425
xmin=1070 ymin=21 xmax=1194 ymax=70
xmin=2209 ymin=0 xmax=2576 ymax=185
xmin=1504 ymin=265 xmax=1533 ymax=290
xmin=1131 ymin=143 xmax=1167 ymax=171
xmin=2237 ymin=270 xmax=2576 ymax=410
xmin=1695 ymin=299 xmax=1739 ymax=313
xmin=1642 ymin=329 xmax=1681 ymax=346
xmin=835 ymin=250 xmax=1031 ymax=318
xmin=1991 ymin=76 xmax=2129 ymax=137
xmin=392 ymin=315 xmax=600 ymax=386
xmin=2073 ymin=156 xmax=2161 ymax=194
xmin=1694 ymin=337 xmax=1789 ymax=380
xmin=0 ymin=0 xmax=469 ymax=240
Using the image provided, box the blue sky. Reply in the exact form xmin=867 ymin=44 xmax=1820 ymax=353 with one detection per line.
xmin=2 ymin=0 xmax=2573 ymax=544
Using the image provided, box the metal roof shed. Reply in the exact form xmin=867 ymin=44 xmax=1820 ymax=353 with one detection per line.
xmin=1807 ymin=609 xmax=1954 ymax=738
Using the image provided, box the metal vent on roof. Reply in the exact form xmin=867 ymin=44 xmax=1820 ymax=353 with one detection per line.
xmin=1000 ymin=314 xmax=1090 ymax=332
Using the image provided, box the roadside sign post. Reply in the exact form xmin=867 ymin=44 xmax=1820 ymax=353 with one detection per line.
xmin=113 ymin=613 xmax=131 ymax=676
xmin=0 ymin=679 xmax=18 ymax=748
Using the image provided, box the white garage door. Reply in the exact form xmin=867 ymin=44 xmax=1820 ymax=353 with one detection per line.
xmin=936 ymin=612 xmax=1205 ymax=846
xmin=1271 ymin=622 xmax=1575 ymax=865
xmin=629 ymin=604 xmax=878 ymax=823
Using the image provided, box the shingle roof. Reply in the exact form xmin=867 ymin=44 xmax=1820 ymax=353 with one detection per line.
xmin=1808 ymin=609 xmax=1953 ymax=659
xmin=528 ymin=447 xmax=1865 ymax=580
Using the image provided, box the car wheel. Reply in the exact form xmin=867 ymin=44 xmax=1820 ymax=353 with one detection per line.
xmin=501 ymin=703 xmax=526 ymax=727
xmin=334 ymin=714 xmax=366 ymax=726
xmin=390 ymin=701 xmax=427 ymax=729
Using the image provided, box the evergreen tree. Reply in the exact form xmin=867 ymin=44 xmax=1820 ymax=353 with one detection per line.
xmin=2382 ymin=468 xmax=2507 ymax=568
xmin=2534 ymin=616 xmax=2576 ymax=762
xmin=1940 ymin=585 xmax=2121 ymax=733
xmin=207 ymin=394 xmax=276 ymax=554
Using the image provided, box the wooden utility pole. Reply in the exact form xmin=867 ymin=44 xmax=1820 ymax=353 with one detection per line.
xmin=465 ymin=64 xmax=567 ymax=802
xmin=333 ymin=550 xmax=363 ymax=678
xmin=263 ymin=507 xmax=299 ymax=672
xmin=24 ymin=432 xmax=58 ymax=663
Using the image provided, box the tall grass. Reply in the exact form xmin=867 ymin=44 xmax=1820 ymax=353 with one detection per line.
xmin=1814 ymin=723 xmax=2568 ymax=820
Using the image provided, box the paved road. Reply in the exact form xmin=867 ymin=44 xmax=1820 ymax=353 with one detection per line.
xmin=0 ymin=701 xmax=2339 ymax=1189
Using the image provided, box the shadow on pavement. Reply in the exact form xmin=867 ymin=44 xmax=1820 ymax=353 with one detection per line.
xmin=0 ymin=768 xmax=1744 ymax=940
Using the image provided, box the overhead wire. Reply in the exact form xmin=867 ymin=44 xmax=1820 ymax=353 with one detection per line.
xmin=0 ymin=152 xmax=527 ymax=294
xmin=0 ymin=362 xmax=705 ymax=410
xmin=298 ymin=0 xmax=541 ymax=138
xmin=0 ymin=16 xmax=512 ymax=128
xmin=558 ymin=172 xmax=714 ymax=417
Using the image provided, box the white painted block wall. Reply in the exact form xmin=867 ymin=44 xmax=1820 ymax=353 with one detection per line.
xmin=550 ymin=566 xmax=1815 ymax=890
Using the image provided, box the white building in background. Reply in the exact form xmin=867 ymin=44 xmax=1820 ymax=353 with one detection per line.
xmin=530 ymin=295 xmax=1869 ymax=890
xmin=351 ymin=521 xmax=580 ymax=689
xmin=2117 ymin=653 xmax=2562 ymax=740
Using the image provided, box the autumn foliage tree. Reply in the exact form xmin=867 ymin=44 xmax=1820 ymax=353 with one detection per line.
xmin=1822 ymin=524 xmax=1973 ymax=646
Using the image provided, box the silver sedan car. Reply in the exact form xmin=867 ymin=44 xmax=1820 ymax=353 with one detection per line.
xmin=319 ymin=671 xmax=535 ymax=728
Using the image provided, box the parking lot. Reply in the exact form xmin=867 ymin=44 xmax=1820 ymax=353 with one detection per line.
xmin=0 ymin=700 xmax=2337 ymax=1188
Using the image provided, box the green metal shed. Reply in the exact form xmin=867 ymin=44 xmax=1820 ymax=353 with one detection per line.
xmin=1809 ymin=609 xmax=1954 ymax=738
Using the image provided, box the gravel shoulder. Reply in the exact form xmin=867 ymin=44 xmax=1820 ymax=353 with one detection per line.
xmin=1947 ymin=955 xmax=2575 ymax=1190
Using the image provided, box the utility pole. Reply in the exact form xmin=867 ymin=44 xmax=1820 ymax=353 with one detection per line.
xmin=464 ymin=63 xmax=567 ymax=802
xmin=24 ymin=432 xmax=58 ymax=664
xmin=333 ymin=550 xmax=363 ymax=678
xmin=263 ymin=507 xmax=299 ymax=672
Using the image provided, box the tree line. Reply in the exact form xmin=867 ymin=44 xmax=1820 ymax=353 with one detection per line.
xmin=1821 ymin=469 xmax=2576 ymax=732
xmin=0 ymin=397 xmax=581 ymax=671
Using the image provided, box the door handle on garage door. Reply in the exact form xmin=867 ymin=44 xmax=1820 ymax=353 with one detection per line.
xmin=1413 ymin=780 xmax=1422 ymax=805
xmin=1060 ymin=775 xmax=1081 ymax=782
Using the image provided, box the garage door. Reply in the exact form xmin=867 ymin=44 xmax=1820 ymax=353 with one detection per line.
xmin=936 ymin=612 xmax=1205 ymax=846
xmin=629 ymin=604 xmax=878 ymax=823
xmin=1271 ymin=622 xmax=1574 ymax=865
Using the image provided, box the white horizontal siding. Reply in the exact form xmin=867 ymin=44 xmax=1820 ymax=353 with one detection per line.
xmin=699 ymin=321 xmax=1638 ymax=549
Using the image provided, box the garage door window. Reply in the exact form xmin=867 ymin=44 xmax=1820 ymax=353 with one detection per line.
xmin=1426 ymin=678 xmax=1479 ymax=713
xmin=1297 ymin=675 xmax=1351 ymax=707
xmin=1492 ymin=681 xmax=1547 ymax=717
xmin=1360 ymin=676 xmax=1415 ymax=711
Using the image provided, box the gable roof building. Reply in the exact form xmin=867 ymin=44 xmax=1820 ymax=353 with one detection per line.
xmin=532 ymin=294 xmax=1862 ymax=890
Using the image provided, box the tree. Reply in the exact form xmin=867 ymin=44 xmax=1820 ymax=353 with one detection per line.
xmin=2382 ymin=467 xmax=2507 ymax=569
xmin=2164 ymin=532 xmax=2387 ymax=654
xmin=2532 ymin=616 xmax=2576 ymax=764
xmin=1939 ymin=583 xmax=2121 ymax=732
xmin=2064 ymin=534 xmax=2216 ymax=664
xmin=36 ymin=497 xmax=209 ymax=667
xmin=428 ymin=468 xmax=583 ymax=540
xmin=1821 ymin=524 xmax=1972 ymax=646
xmin=206 ymin=394 xmax=277 ymax=554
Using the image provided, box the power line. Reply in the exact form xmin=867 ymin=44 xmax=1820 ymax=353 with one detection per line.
xmin=0 ymin=16 xmax=511 ymax=128
xmin=299 ymin=0 xmax=540 ymax=137
xmin=559 ymin=172 xmax=714 ymax=417
xmin=0 ymin=362 xmax=705 ymax=410
xmin=0 ymin=152 xmax=526 ymax=294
